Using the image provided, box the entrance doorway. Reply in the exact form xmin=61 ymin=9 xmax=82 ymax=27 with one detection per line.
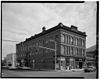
xmin=65 ymin=58 xmax=70 ymax=70
xmin=8 ymin=63 xmax=12 ymax=67
xmin=79 ymin=62 xmax=83 ymax=69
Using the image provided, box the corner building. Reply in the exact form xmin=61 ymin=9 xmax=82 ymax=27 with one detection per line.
xmin=16 ymin=23 xmax=86 ymax=70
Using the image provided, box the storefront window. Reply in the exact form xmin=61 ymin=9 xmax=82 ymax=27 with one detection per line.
xmin=66 ymin=58 xmax=70 ymax=70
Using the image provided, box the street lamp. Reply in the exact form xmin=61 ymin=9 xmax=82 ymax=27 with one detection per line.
xmin=47 ymin=40 xmax=57 ymax=71
xmin=32 ymin=60 xmax=35 ymax=69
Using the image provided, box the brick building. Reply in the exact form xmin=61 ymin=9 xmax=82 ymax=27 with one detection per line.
xmin=16 ymin=23 xmax=86 ymax=70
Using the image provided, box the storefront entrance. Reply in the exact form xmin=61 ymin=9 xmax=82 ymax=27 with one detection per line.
xmin=59 ymin=57 xmax=84 ymax=70
xmin=60 ymin=57 xmax=74 ymax=70
xmin=79 ymin=62 xmax=83 ymax=69
xmin=56 ymin=57 xmax=84 ymax=70
xmin=60 ymin=57 xmax=66 ymax=70
xmin=75 ymin=58 xmax=83 ymax=69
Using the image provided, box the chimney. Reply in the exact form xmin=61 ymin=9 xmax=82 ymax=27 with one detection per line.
xmin=83 ymin=32 xmax=86 ymax=35
xmin=71 ymin=25 xmax=78 ymax=31
xmin=58 ymin=22 xmax=63 ymax=27
xmin=42 ymin=26 xmax=46 ymax=32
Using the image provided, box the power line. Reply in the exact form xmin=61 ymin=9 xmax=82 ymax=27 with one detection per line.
xmin=2 ymin=39 xmax=20 ymax=42
xmin=4 ymin=30 xmax=28 ymax=35
xmin=10 ymin=31 xmax=28 ymax=35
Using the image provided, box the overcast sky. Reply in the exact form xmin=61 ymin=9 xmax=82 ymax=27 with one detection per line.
xmin=2 ymin=2 xmax=96 ymax=59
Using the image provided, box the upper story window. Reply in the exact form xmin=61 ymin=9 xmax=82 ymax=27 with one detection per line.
xmin=77 ymin=48 xmax=79 ymax=56
xmin=65 ymin=46 xmax=68 ymax=55
xmin=80 ymin=49 xmax=82 ymax=56
xmin=82 ymin=49 xmax=84 ymax=56
xmin=67 ymin=35 xmax=69 ymax=44
xmin=74 ymin=37 xmax=76 ymax=46
xmin=69 ymin=36 xmax=71 ymax=44
xmin=83 ymin=40 xmax=85 ymax=47
xmin=78 ymin=39 xmax=80 ymax=46
xmin=65 ymin=35 xmax=68 ymax=44
xmin=61 ymin=34 xmax=65 ymax=43
xmin=61 ymin=45 xmax=65 ymax=55
xmin=79 ymin=39 xmax=82 ymax=47
xmin=70 ymin=36 xmax=73 ymax=45
xmin=76 ymin=38 xmax=78 ymax=46
xmin=83 ymin=49 xmax=85 ymax=56
xmin=78 ymin=38 xmax=80 ymax=46
xmin=73 ymin=47 xmax=76 ymax=56
xmin=70 ymin=47 xmax=73 ymax=56
xmin=72 ymin=37 xmax=74 ymax=45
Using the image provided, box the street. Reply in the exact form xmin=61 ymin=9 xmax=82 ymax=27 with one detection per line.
xmin=1 ymin=69 xmax=96 ymax=79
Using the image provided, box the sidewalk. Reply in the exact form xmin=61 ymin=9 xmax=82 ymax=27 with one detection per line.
xmin=71 ymin=69 xmax=84 ymax=72
xmin=56 ymin=69 xmax=84 ymax=72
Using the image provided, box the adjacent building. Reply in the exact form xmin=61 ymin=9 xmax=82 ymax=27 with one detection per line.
xmin=4 ymin=53 xmax=16 ymax=68
xmin=16 ymin=23 xmax=86 ymax=70
xmin=86 ymin=45 xmax=96 ymax=67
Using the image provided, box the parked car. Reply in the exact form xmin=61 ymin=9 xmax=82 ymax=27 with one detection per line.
xmin=8 ymin=66 xmax=17 ymax=70
xmin=84 ymin=66 xmax=96 ymax=72
xmin=21 ymin=67 xmax=31 ymax=70
xmin=2 ymin=66 xmax=8 ymax=69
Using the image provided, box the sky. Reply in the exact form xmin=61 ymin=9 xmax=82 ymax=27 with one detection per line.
xmin=2 ymin=2 xmax=96 ymax=59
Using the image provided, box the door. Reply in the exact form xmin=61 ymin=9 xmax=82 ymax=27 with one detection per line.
xmin=79 ymin=62 xmax=83 ymax=69
xmin=61 ymin=61 xmax=66 ymax=70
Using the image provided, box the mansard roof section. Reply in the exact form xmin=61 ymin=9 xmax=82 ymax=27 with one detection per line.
xmin=23 ymin=22 xmax=86 ymax=43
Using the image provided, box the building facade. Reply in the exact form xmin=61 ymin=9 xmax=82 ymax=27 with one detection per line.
xmin=5 ymin=53 xmax=16 ymax=68
xmin=16 ymin=23 xmax=86 ymax=70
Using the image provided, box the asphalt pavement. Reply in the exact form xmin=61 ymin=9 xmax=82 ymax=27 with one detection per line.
xmin=1 ymin=69 xmax=96 ymax=79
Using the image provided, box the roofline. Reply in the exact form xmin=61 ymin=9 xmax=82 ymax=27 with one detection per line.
xmin=17 ymin=23 xmax=87 ymax=44
xmin=61 ymin=25 xmax=87 ymax=36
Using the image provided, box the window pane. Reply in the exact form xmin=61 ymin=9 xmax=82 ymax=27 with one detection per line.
xmin=61 ymin=34 xmax=65 ymax=43
xmin=65 ymin=35 xmax=68 ymax=44
xmin=65 ymin=46 xmax=68 ymax=55
xmin=70 ymin=36 xmax=72 ymax=45
xmin=61 ymin=45 xmax=64 ymax=55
